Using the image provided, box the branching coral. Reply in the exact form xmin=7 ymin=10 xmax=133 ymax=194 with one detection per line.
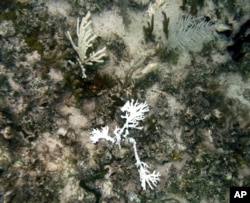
xmin=67 ymin=12 xmax=106 ymax=78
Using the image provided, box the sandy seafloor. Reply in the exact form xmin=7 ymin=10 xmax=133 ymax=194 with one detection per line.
xmin=0 ymin=0 xmax=250 ymax=202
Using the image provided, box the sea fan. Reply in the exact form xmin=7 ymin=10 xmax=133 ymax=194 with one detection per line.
xmin=166 ymin=15 xmax=214 ymax=52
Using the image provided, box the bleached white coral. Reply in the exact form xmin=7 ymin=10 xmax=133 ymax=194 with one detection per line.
xmin=90 ymin=126 xmax=115 ymax=144
xmin=145 ymin=1 xmax=215 ymax=52
xmin=89 ymin=100 xmax=160 ymax=190
xmin=121 ymin=100 xmax=149 ymax=118
xmin=166 ymin=15 xmax=214 ymax=52
xmin=138 ymin=164 xmax=161 ymax=190
xmin=67 ymin=12 xmax=106 ymax=78
xmin=121 ymin=99 xmax=149 ymax=130
xmin=113 ymin=100 xmax=149 ymax=146
xmin=129 ymin=137 xmax=160 ymax=190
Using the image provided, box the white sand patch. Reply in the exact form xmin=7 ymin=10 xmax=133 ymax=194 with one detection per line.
xmin=59 ymin=105 xmax=89 ymax=129
xmin=42 ymin=0 xmax=72 ymax=17
xmin=48 ymin=68 xmax=63 ymax=81
xmin=219 ymin=73 xmax=250 ymax=109
xmin=92 ymin=9 xmax=150 ymax=57
xmin=59 ymin=177 xmax=84 ymax=203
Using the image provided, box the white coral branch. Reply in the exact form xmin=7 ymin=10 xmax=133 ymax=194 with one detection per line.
xmin=67 ymin=11 xmax=106 ymax=78
xmin=90 ymin=126 xmax=115 ymax=144
xmin=86 ymin=47 xmax=107 ymax=65
xmin=138 ymin=164 xmax=161 ymax=190
xmin=129 ymin=138 xmax=160 ymax=190
xmin=90 ymin=101 xmax=160 ymax=190
xmin=121 ymin=99 xmax=149 ymax=130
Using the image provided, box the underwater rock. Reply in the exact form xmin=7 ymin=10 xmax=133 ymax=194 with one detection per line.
xmin=215 ymin=22 xmax=232 ymax=37
xmin=227 ymin=19 xmax=250 ymax=61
